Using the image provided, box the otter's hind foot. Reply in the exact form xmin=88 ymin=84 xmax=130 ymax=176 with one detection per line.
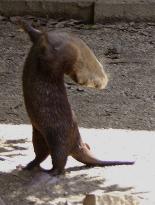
xmin=24 ymin=159 xmax=40 ymax=170
xmin=42 ymin=168 xmax=65 ymax=176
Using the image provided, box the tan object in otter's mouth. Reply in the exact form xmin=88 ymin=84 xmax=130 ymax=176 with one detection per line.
xmin=67 ymin=37 xmax=108 ymax=90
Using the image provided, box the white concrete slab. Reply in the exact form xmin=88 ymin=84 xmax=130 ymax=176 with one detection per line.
xmin=0 ymin=124 xmax=155 ymax=204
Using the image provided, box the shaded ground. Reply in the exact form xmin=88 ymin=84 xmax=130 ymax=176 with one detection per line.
xmin=0 ymin=16 xmax=155 ymax=130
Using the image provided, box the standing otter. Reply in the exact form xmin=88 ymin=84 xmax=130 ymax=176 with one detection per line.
xmin=20 ymin=21 xmax=134 ymax=175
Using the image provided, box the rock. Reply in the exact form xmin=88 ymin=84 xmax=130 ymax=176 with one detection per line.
xmin=0 ymin=16 xmax=6 ymax=21
xmin=83 ymin=191 xmax=140 ymax=205
xmin=10 ymin=16 xmax=18 ymax=23
xmin=55 ymin=21 xmax=66 ymax=28
xmin=77 ymin=88 xmax=85 ymax=92
xmin=65 ymin=83 xmax=72 ymax=89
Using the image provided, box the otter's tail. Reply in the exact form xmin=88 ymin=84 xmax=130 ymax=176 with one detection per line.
xmin=71 ymin=143 xmax=134 ymax=167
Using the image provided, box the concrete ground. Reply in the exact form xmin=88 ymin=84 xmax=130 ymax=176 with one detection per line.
xmin=0 ymin=124 xmax=155 ymax=205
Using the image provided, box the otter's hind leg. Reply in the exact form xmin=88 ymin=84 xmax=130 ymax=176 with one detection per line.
xmin=25 ymin=126 xmax=49 ymax=170
xmin=45 ymin=130 xmax=69 ymax=175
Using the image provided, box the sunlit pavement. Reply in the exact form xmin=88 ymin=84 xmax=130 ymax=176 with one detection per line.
xmin=0 ymin=124 xmax=155 ymax=204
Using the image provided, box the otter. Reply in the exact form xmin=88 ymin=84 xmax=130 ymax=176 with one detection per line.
xmin=20 ymin=21 xmax=134 ymax=175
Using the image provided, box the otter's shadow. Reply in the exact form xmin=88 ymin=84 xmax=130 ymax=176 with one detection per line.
xmin=0 ymin=167 xmax=134 ymax=205
xmin=0 ymin=138 xmax=28 ymax=161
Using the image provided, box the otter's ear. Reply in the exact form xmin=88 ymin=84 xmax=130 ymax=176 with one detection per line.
xmin=18 ymin=19 xmax=42 ymax=43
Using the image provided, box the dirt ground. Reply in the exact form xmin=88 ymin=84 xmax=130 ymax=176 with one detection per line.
xmin=0 ymin=16 xmax=155 ymax=205
xmin=0 ymin=16 xmax=155 ymax=130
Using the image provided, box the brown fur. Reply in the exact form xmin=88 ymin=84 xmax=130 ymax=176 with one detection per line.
xmin=20 ymin=21 xmax=134 ymax=175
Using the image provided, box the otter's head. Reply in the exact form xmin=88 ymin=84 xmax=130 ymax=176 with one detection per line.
xmin=20 ymin=20 xmax=108 ymax=89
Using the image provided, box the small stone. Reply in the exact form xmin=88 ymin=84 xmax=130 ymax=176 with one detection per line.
xmin=55 ymin=22 xmax=65 ymax=28
xmin=0 ymin=16 xmax=7 ymax=21
xmin=16 ymin=164 xmax=24 ymax=171
xmin=66 ymin=82 xmax=76 ymax=86
xmin=10 ymin=16 xmax=18 ymax=23
xmin=48 ymin=20 xmax=59 ymax=26
xmin=77 ymin=88 xmax=84 ymax=92
xmin=25 ymin=15 xmax=36 ymax=20
xmin=67 ymin=85 xmax=72 ymax=89
xmin=63 ymin=191 xmax=68 ymax=196
xmin=129 ymin=22 xmax=135 ymax=26
xmin=17 ymin=28 xmax=24 ymax=32
xmin=65 ymin=83 xmax=72 ymax=89
xmin=8 ymin=33 xmax=15 ymax=38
